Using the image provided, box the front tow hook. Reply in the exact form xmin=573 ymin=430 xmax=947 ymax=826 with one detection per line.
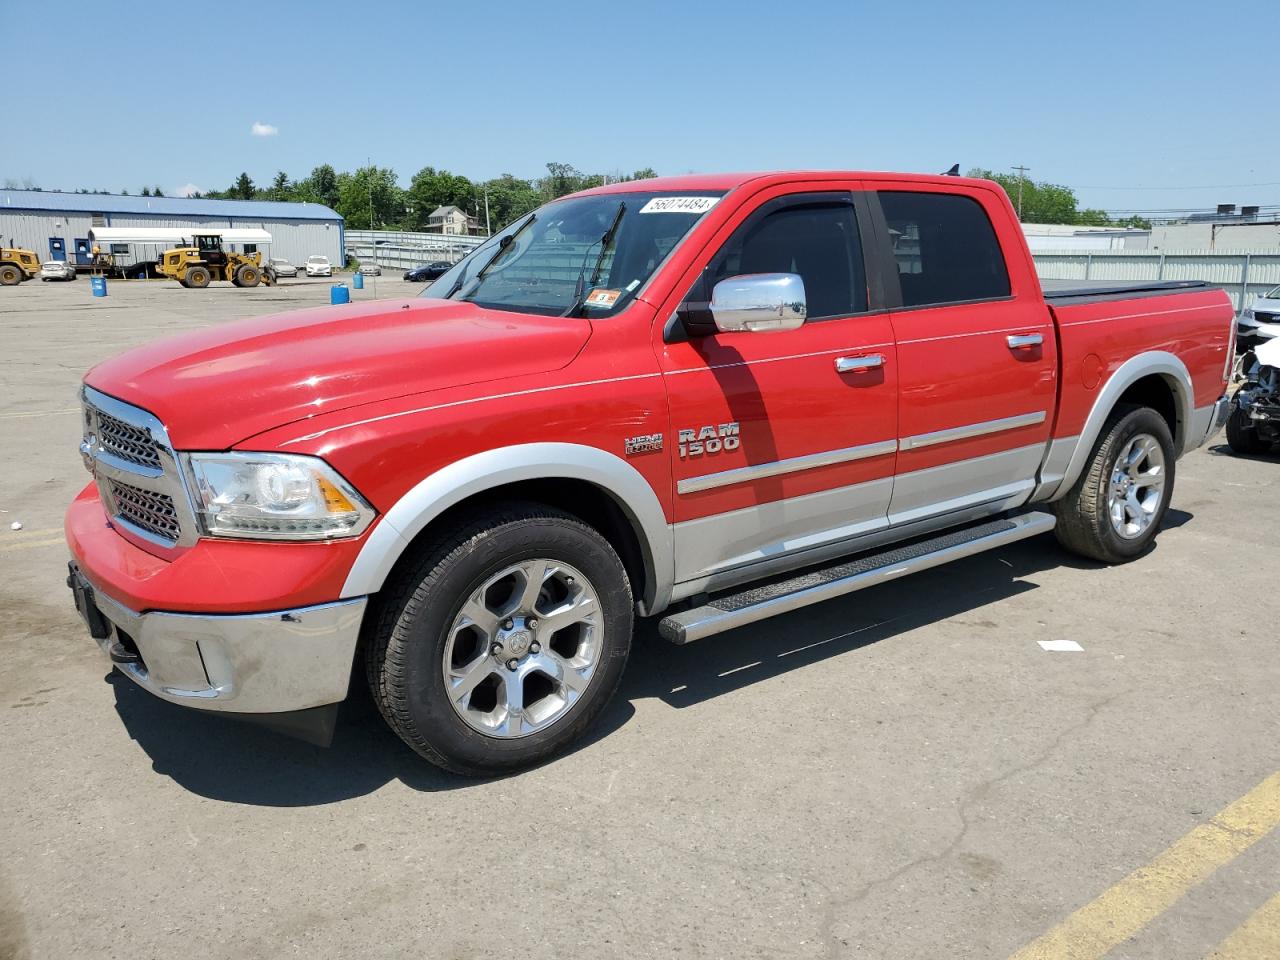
xmin=107 ymin=640 xmax=140 ymax=665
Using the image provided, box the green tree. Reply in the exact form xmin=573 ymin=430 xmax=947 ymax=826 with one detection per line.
xmin=227 ymin=172 xmax=257 ymax=200
xmin=153 ymin=186 xmax=164 ymax=197
xmin=295 ymin=164 xmax=339 ymax=209
xmin=629 ymin=167 xmax=658 ymax=181
xmin=140 ymin=186 xmax=152 ymax=196
xmin=269 ymin=171 xmax=291 ymax=201
xmin=968 ymin=168 xmax=1078 ymax=224
xmin=404 ymin=167 xmax=475 ymax=230
xmin=335 ymin=166 xmax=404 ymax=229
xmin=543 ymin=162 xmax=585 ymax=199
xmin=481 ymin=174 xmax=541 ymax=232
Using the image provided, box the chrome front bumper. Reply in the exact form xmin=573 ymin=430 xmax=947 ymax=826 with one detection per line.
xmin=69 ymin=566 xmax=366 ymax=714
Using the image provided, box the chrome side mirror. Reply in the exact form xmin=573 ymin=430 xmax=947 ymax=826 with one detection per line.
xmin=708 ymin=273 xmax=807 ymax=333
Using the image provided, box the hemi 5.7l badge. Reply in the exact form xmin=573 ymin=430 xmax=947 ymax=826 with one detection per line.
xmin=678 ymin=422 xmax=740 ymax=458
xmin=625 ymin=433 xmax=664 ymax=455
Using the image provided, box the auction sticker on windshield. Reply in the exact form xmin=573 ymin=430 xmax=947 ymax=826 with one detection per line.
xmin=639 ymin=197 xmax=720 ymax=214
xmin=586 ymin=288 xmax=621 ymax=309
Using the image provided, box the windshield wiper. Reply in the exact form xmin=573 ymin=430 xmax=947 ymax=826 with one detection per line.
xmin=562 ymin=201 xmax=626 ymax=317
xmin=446 ymin=213 xmax=537 ymax=300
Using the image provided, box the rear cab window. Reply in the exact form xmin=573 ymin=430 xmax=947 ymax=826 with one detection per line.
xmin=878 ymin=191 xmax=1010 ymax=308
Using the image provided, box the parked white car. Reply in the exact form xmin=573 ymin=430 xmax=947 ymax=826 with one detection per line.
xmin=1239 ymin=284 xmax=1280 ymax=349
xmin=361 ymin=263 xmax=381 ymax=276
xmin=40 ymin=260 xmax=77 ymax=282
xmin=305 ymin=255 xmax=332 ymax=277
xmin=268 ymin=257 xmax=298 ymax=278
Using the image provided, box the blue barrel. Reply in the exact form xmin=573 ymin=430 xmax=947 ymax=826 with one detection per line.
xmin=330 ymin=283 xmax=350 ymax=305
xmin=352 ymin=272 xmax=364 ymax=290
xmin=90 ymin=276 xmax=107 ymax=298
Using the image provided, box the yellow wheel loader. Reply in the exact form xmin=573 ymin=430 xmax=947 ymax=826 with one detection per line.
xmin=158 ymin=235 xmax=275 ymax=288
xmin=0 ymin=243 xmax=40 ymax=285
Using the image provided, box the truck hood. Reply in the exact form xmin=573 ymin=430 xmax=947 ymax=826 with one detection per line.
xmin=85 ymin=298 xmax=591 ymax=449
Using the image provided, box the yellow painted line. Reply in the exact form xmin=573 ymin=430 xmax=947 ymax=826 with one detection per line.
xmin=0 ymin=536 xmax=66 ymax=554
xmin=1208 ymin=891 xmax=1280 ymax=958
xmin=1010 ymin=771 xmax=1280 ymax=960
xmin=0 ymin=408 xmax=78 ymax=420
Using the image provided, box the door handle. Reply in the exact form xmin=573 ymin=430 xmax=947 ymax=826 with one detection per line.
xmin=835 ymin=354 xmax=885 ymax=373
xmin=1006 ymin=333 xmax=1043 ymax=350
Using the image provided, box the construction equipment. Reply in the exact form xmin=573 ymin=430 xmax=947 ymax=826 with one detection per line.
xmin=158 ymin=234 xmax=274 ymax=288
xmin=0 ymin=241 xmax=40 ymax=285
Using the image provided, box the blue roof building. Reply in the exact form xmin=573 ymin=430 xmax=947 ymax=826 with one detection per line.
xmin=0 ymin=189 xmax=343 ymax=268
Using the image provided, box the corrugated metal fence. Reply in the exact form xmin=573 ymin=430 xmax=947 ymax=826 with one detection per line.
xmin=344 ymin=229 xmax=484 ymax=271
xmin=1033 ymin=250 xmax=1280 ymax=311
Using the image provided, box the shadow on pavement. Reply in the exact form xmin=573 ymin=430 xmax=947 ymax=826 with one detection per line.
xmin=111 ymin=525 xmax=1189 ymax=804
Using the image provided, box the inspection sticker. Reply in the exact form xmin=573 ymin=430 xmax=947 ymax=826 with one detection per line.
xmin=585 ymin=288 xmax=621 ymax=309
xmin=639 ymin=196 xmax=720 ymax=215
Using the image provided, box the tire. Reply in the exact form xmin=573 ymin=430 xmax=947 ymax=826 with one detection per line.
xmin=235 ymin=264 xmax=261 ymax=287
xmin=1052 ymin=404 xmax=1176 ymax=563
xmin=185 ymin=266 xmax=211 ymax=289
xmin=366 ymin=502 xmax=634 ymax=776
xmin=0 ymin=264 xmax=21 ymax=286
xmin=1225 ymin=403 xmax=1268 ymax=455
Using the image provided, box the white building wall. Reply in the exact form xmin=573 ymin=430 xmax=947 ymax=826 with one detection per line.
xmin=0 ymin=209 xmax=342 ymax=269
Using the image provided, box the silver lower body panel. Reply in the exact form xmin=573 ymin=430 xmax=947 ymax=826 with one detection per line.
xmin=72 ymin=567 xmax=366 ymax=714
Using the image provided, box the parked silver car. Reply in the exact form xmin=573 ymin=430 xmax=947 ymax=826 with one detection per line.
xmin=268 ymin=257 xmax=298 ymax=278
xmin=40 ymin=260 xmax=77 ymax=282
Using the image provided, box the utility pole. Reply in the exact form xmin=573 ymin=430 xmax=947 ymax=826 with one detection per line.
xmin=483 ymin=184 xmax=491 ymax=235
xmin=1012 ymin=165 xmax=1031 ymax=221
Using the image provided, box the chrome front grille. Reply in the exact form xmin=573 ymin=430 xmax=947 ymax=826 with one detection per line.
xmin=95 ymin=408 xmax=162 ymax=469
xmin=106 ymin=479 xmax=181 ymax=541
xmin=82 ymin=386 xmax=197 ymax=552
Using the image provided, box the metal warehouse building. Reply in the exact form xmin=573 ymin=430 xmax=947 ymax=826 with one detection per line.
xmin=0 ymin=189 xmax=343 ymax=270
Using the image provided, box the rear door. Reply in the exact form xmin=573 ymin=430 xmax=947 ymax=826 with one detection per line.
xmin=865 ymin=183 xmax=1057 ymax=524
xmin=655 ymin=184 xmax=899 ymax=588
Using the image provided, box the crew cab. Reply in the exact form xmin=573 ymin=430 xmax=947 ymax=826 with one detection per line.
xmin=65 ymin=171 xmax=1234 ymax=775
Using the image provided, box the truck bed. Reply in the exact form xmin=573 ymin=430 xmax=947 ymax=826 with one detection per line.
xmin=1040 ymin=279 xmax=1213 ymax=304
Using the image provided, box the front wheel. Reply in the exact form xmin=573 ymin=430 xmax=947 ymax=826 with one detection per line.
xmin=1052 ymin=405 xmax=1176 ymax=563
xmin=366 ymin=503 xmax=634 ymax=776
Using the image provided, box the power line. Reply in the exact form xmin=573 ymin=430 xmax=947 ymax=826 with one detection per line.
xmin=1072 ymin=181 xmax=1280 ymax=191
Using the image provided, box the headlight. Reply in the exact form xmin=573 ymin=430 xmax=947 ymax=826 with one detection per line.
xmin=183 ymin=452 xmax=374 ymax=540
xmin=1243 ymin=308 xmax=1255 ymax=320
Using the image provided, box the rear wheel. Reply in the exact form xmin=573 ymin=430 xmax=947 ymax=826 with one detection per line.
xmin=366 ymin=503 xmax=634 ymax=776
xmin=0 ymin=264 xmax=21 ymax=286
xmin=235 ymin=264 xmax=261 ymax=287
xmin=1226 ymin=403 xmax=1268 ymax=455
xmin=185 ymin=266 xmax=211 ymax=289
xmin=1052 ymin=405 xmax=1175 ymax=563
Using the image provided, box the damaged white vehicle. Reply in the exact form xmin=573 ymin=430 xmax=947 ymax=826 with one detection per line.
xmin=1227 ymin=337 xmax=1280 ymax=455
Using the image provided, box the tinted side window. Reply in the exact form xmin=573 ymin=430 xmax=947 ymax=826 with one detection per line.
xmin=706 ymin=200 xmax=866 ymax=318
xmin=878 ymin=191 xmax=1010 ymax=307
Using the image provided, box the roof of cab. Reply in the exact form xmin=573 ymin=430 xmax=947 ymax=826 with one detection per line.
xmin=570 ymin=171 xmax=997 ymax=198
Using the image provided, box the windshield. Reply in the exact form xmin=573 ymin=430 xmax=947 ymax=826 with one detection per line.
xmin=421 ymin=191 xmax=724 ymax=316
xmin=1262 ymin=285 xmax=1280 ymax=301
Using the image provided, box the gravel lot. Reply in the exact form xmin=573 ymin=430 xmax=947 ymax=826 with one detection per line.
xmin=1 ymin=276 xmax=1277 ymax=960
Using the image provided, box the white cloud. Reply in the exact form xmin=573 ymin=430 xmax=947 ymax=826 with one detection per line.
xmin=174 ymin=183 xmax=203 ymax=198
xmin=251 ymin=121 xmax=279 ymax=137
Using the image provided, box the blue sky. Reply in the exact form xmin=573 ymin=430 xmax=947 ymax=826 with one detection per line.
xmin=7 ymin=0 xmax=1277 ymax=214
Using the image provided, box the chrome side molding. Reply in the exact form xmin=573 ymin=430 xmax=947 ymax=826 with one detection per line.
xmin=899 ymin=411 xmax=1047 ymax=451
xmin=677 ymin=438 xmax=897 ymax=495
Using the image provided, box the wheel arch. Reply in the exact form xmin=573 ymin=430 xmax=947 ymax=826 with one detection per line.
xmin=1047 ymin=351 xmax=1193 ymax=502
xmin=340 ymin=443 xmax=674 ymax=615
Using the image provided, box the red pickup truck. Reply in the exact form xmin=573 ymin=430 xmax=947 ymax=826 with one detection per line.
xmin=66 ymin=171 xmax=1234 ymax=774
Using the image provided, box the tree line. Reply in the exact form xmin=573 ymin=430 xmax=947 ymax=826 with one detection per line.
xmin=967 ymin=168 xmax=1151 ymax=230
xmin=196 ymin=162 xmax=659 ymax=233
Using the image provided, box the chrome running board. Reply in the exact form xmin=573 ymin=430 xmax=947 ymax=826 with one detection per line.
xmin=658 ymin=511 xmax=1056 ymax=644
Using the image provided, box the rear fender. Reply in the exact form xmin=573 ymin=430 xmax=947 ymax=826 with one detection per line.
xmin=1041 ymin=350 xmax=1193 ymax=502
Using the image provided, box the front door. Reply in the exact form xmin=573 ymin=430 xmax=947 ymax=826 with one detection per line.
xmin=74 ymin=239 xmax=91 ymax=265
xmin=48 ymin=237 xmax=66 ymax=261
xmin=656 ymin=187 xmax=899 ymax=589
xmin=865 ymin=183 xmax=1057 ymax=525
